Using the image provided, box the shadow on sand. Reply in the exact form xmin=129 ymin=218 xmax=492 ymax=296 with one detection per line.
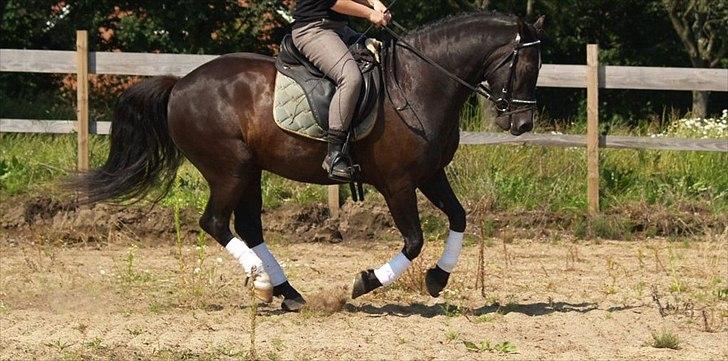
xmin=344 ymin=301 xmax=637 ymax=318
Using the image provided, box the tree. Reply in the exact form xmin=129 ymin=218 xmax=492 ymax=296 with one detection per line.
xmin=662 ymin=0 xmax=728 ymax=117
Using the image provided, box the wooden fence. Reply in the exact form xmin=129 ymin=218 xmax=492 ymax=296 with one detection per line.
xmin=1 ymin=31 xmax=727 ymax=216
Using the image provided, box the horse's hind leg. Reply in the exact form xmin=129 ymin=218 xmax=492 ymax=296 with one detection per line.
xmin=418 ymin=169 xmax=467 ymax=297
xmin=233 ymin=170 xmax=306 ymax=311
xmin=179 ymin=136 xmax=277 ymax=303
xmin=195 ymin=166 xmax=276 ymax=303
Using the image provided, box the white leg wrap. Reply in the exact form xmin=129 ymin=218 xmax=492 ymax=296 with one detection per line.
xmin=436 ymin=230 xmax=464 ymax=273
xmin=252 ymin=243 xmax=287 ymax=287
xmin=225 ymin=237 xmax=263 ymax=276
xmin=373 ymin=252 xmax=412 ymax=286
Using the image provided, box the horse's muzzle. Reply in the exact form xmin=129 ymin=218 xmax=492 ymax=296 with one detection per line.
xmin=496 ymin=110 xmax=534 ymax=136
xmin=510 ymin=117 xmax=533 ymax=136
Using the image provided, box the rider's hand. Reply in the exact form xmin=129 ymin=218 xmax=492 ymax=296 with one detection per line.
xmin=372 ymin=0 xmax=387 ymax=13
xmin=371 ymin=1 xmax=392 ymax=24
xmin=368 ymin=9 xmax=389 ymax=27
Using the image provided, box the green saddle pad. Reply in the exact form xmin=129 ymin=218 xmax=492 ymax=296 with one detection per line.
xmin=273 ymin=72 xmax=378 ymax=142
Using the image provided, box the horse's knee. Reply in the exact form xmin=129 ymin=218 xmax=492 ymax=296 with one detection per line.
xmin=402 ymin=237 xmax=424 ymax=260
xmin=448 ymin=204 xmax=466 ymax=233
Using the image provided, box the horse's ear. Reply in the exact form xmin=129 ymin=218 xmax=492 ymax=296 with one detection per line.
xmin=533 ymin=15 xmax=546 ymax=39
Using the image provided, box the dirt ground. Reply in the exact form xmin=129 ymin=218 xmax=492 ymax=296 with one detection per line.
xmin=2 ymin=216 xmax=727 ymax=361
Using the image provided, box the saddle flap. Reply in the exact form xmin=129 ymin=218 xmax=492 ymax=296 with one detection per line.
xmin=278 ymin=35 xmax=325 ymax=78
xmin=274 ymin=34 xmax=383 ymax=134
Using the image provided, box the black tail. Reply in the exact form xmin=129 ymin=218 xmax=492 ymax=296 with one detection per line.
xmin=72 ymin=76 xmax=182 ymax=204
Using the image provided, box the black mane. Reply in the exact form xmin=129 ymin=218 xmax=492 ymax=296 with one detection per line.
xmin=406 ymin=11 xmax=519 ymax=36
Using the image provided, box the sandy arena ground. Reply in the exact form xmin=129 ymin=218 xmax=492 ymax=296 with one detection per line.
xmin=1 ymin=227 xmax=726 ymax=360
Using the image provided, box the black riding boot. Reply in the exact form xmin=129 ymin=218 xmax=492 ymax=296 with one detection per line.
xmin=322 ymin=129 xmax=352 ymax=181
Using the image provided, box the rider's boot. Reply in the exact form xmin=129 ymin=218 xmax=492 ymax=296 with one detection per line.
xmin=322 ymin=128 xmax=352 ymax=182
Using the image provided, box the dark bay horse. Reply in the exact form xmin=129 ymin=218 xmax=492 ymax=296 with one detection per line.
xmin=73 ymin=12 xmax=545 ymax=311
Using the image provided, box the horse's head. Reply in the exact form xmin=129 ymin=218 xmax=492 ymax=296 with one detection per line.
xmin=484 ymin=16 xmax=545 ymax=136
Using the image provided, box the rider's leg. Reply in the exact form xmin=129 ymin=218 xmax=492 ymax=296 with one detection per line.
xmin=293 ymin=20 xmax=363 ymax=181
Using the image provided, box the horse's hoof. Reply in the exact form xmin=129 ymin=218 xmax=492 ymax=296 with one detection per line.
xmin=281 ymin=296 xmax=306 ymax=312
xmin=253 ymin=285 xmax=273 ymax=304
xmin=425 ymin=266 xmax=450 ymax=297
xmin=248 ymin=273 xmax=273 ymax=303
xmin=351 ymin=270 xmax=382 ymax=299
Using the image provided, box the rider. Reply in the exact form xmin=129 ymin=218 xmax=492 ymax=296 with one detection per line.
xmin=292 ymin=0 xmax=391 ymax=181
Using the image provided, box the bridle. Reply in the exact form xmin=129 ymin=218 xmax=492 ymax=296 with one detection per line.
xmin=382 ymin=23 xmax=541 ymax=117
xmin=479 ymin=34 xmax=541 ymax=115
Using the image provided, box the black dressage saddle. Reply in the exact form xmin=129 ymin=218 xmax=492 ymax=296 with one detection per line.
xmin=275 ymin=34 xmax=381 ymax=132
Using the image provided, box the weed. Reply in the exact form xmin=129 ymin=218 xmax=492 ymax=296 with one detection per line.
xmin=45 ymin=339 xmax=74 ymax=352
xmin=247 ymin=270 xmax=260 ymax=361
xmin=669 ymin=279 xmax=688 ymax=293
xmin=126 ymin=326 xmax=144 ymax=336
xmin=474 ymin=232 xmax=487 ymax=298
xmin=445 ymin=329 xmax=460 ymax=341
xmin=715 ymin=287 xmax=728 ymax=301
xmin=480 ymin=218 xmax=497 ymax=239
xmin=493 ymin=341 xmax=518 ymax=354
xmin=473 ymin=314 xmax=498 ymax=323
xmin=441 ymin=290 xmax=462 ymax=317
xmin=84 ymin=337 xmax=105 ymax=350
xmin=394 ymin=254 xmax=428 ymax=295
xmin=649 ymin=330 xmax=680 ymax=350
xmin=120 ymin=244 xmax=151 ymax=284
xmin=421 ymin=214 xmax=447 ymax=237
xmin=266 ymin=351 xmax=282 ymax=361
xmin=216 ymin=345 xmax=244 ymax=357
xmin=148 ymin=301 xmax=163 ymax=314
xmin=463 ymin=340 xmax=517 ymax=354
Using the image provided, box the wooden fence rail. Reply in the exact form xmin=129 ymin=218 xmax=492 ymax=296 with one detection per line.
xmin=3 ymin=119 xmax=724 ymax=152
xmin=2 ymin=49 xmax=727 ymax=91
xmin=2 ymin=34 xmax=727 ymax=217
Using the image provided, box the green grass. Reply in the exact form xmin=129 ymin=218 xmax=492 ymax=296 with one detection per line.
xmin=1 ymin=104 xmax=726 ymax=232
xmin=649 ymin=330 xmax=681 ymax=350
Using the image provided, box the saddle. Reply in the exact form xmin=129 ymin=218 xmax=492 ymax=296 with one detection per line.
xmin=273 ymin=34 xmax=382 ymax=141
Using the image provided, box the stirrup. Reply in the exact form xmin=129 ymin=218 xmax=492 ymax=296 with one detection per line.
xmin=323 ymin=153 xmax=352 ymax=182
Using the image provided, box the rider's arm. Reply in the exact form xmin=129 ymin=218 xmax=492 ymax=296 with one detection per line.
xmin=331 ymin=0 xmax=375 ymax=19
xmin=354 ymin=0 xmax=389 ymax=13
xmin=331 ymin=0 xmax=389 ymax=25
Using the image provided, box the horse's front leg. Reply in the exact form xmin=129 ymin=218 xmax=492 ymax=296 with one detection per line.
xmin=352 ymin=185 xmax=423 ymax=298
xmin=418 ymin=169 xmax=466 ymax=297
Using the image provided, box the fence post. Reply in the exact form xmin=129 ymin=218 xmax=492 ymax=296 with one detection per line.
xmin=76 ymin=30 xmax=90 ymax=171
xmin=327 ymin=185 xmax=340 ymax=218
xmin=586 ymin=44 xmax=600 ymax=215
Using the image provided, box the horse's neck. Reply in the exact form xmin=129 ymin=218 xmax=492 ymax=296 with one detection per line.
xmin=393 ymin=19 xmax=516 ymax=137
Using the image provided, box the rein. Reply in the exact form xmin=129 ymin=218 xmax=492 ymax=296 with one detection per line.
xmin=381 ymin=22 xmax=541 ymax=116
